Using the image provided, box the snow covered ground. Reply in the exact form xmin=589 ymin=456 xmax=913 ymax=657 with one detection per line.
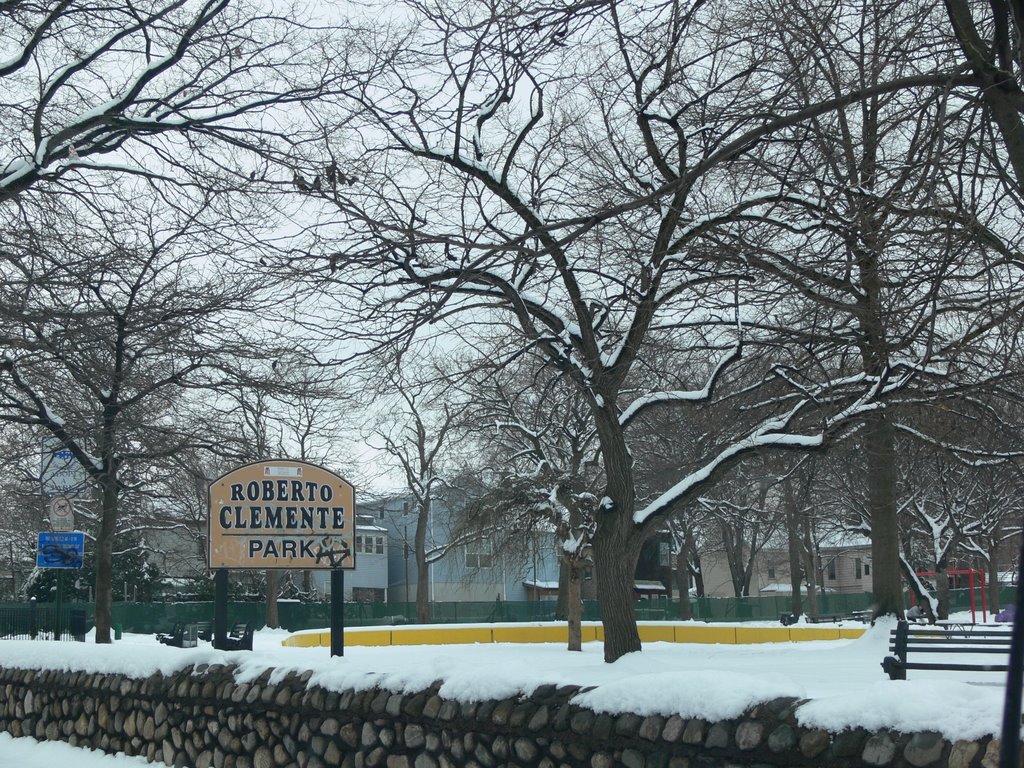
xmin=0 ymin=613 xmax=1012 ymax=765
xmin=0 ymin=733 xmax=153 ymax=767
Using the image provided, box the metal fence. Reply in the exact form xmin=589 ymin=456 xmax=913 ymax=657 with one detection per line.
xmin=1 ymin=586 xmax=1012 ymax=636
xmin=0 ymin=602 xmax=85 ymax=641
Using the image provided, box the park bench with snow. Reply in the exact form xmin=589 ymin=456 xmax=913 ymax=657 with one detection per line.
xmin=881 ymin=620 xmax=1012 ymax=680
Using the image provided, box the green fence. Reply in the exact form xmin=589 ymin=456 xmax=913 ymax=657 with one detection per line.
xmin=0 ymin=602 xmax=84 ymax=641
xmin=2 ymin=586 xmax=1013 ymax=636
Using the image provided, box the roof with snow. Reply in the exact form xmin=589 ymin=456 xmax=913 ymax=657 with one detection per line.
xmin=523 ymin=580 xmax=559 ymax=590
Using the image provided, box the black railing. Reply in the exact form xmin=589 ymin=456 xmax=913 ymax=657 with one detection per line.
xmin=0 ymin=602 xmax=86 ymax=641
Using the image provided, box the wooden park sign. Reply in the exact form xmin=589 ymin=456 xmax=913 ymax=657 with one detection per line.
xmin=208 ymin=460 xmax=355 ymax=570
xmin=208 ymin=459 xmax=355 ymax=657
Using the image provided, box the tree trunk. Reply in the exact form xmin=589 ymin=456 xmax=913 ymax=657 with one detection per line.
xmin=783 ymin=478 xmax=804 ymax=617
xmin=987 ymin=540 xmax=1001 ymax=614
xmin=899 ymin=555 xmax=936 ymax=622
xmin=935 ymin=562 xmax=949 ymax=621
xmin=801 ymin=515 xmax=819 ymax=618
xmin=676 ymin=534 xmax=692 ymax=620
xmin=722 ymin=523 xmax=746 ymax=597
xmin=302 ymin=569 xmax=313 ymax=598
xmin=93 ymin=476 xmax=119 ymax=644
xmin=592 ymin=516 xmax=642 ymax=662
xmin=265 ymin=570 xmax=280 ymax=628
xmin=415 ymin=500 xmax=430 ymax=624
xmin=687 ymin=529 xmax=705 ymax=597
xmin=555 ymin=559 xmax=569 ymax=620
xmin=865 ymin=412 xmax=903 ymax=618
xmin=567 ymin=560 xmax=582 ymax=651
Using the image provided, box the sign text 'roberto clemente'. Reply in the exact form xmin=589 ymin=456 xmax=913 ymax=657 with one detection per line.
xmin=208 ymin=460 xmax=355 ymax=570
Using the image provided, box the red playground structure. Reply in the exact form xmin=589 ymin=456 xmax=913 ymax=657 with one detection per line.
xmin=908 ymin=568 xmax=987 ymax=623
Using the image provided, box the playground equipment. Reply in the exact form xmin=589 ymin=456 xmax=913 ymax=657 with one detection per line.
xmin=909 ymin=568 xmax=987 ymax=623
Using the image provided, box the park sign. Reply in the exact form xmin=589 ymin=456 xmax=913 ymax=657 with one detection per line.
xmin=208 ymin=460 xmax=355 ymax=570
xmin=40 ymin=436 xmax=88 ymax=496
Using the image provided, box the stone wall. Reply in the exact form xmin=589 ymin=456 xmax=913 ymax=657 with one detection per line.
xmin=0 ymin=663 xmax=1011 ymax=768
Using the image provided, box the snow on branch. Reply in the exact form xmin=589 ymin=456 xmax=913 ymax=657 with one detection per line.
xmin=619 ymin=344 xmax=741 ymax=427
xmin=893 ymin=422 xmax=1024 ymax=466
xmin=633 ymin=368 xmax=894 ymax=526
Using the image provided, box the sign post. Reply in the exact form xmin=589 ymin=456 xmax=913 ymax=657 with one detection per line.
xmin=213 ymin=568 xmax=228 ymax=650
xmin=208 ymin=460 xmax=356 ymax=654
xmin=36 ymin=531 xmax=85 ymax=642
xmin=331 ymin=569 xmax=345 ymax=657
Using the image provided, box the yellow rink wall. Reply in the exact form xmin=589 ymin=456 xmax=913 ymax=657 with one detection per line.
xmin=282 ymin=622 xmax=866 ymax=648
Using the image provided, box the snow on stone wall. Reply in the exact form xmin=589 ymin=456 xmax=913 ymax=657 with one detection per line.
xmin=0 ymin=662 xmax=1009 ymax=767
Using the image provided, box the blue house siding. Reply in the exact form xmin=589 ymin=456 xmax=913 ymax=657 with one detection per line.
xmin=368 ymin=494 xmax=562 ymax=604
xmin=310 ymin=514 xmax=389 ymax=600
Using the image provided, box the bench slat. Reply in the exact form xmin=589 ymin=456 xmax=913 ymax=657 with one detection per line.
xmin=890 ymin=646 xmax=1010 ymax=654
xmin=902 ymin=661 xmax=1009 ymax=672
xmin=900 ymin=630 xmax=1011 ymax=639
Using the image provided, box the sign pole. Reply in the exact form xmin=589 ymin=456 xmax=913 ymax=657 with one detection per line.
xmin=54 ymin=570 xmax=64 ymax=641
xmin=331 ymin=569 xmax=344 ymax=657
xmin=213 ymin=568 xmax=228 ymax=650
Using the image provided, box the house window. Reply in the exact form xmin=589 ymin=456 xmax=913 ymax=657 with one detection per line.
xmin=356 ymin=535 xmax=384 ymax=554
xmin=827 ymin=559 xmax=837 ymax=581
xmin=864 ymin=563 xmax=871 ymax=576
xmin=466 ymin=541 xmax=493 ymax=569
xmin=767 ymin=565 xmax=776 ymax=579
xmin=855 ymin=558 xmax=863 ymax=579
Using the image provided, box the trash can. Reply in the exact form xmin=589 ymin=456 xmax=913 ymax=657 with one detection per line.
xmin=70 ymin=609 xmax=87 ymax=642
xmin=114 ymin=623 xmax=122 ymax=640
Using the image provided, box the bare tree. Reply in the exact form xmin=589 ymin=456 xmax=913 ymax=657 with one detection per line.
xmin=0 ymin=0 xmax=337 ymax=201
xmin=455 ymin=353 xmax=599 ymax=650
xmin=297 ymin=0 xmax=977 ymax=662
xmin=371 ymin=360 xmax=461 ymax=624
xmin=0 ymin=188 xmax=270 ymax=642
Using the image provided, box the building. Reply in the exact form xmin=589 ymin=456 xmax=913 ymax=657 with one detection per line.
xmin=309 ymin=513 xmax=389 ymax=601
xmin=368 ymin=494 xmax=563 ymax=604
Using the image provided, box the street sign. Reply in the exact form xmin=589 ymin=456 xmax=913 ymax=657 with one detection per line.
xmin=40 ymin=437 xmax=88 ymax=496
xmin=36 ymin=531 xmax=85 ymax=569
xmin=208 ymin=460 xmax=356 ymax=570
xmin=48 ymin=495 xmax=74 ymax=532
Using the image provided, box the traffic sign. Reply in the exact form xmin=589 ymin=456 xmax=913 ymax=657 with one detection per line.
xmin=48 ymin=495 xmax=74 ymax=531
xmin=36 ymin=531 xmax=85 ymax=569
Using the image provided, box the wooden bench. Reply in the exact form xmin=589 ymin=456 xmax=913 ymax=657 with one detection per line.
xmin=781 ymin=611 xmax=870 ymax=625
xmin=881 ymin=620 xmax=1012 ymax=680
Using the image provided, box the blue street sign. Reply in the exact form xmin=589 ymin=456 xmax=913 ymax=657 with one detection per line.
xmin=37 ymin=531 xmax=85 ymax=569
